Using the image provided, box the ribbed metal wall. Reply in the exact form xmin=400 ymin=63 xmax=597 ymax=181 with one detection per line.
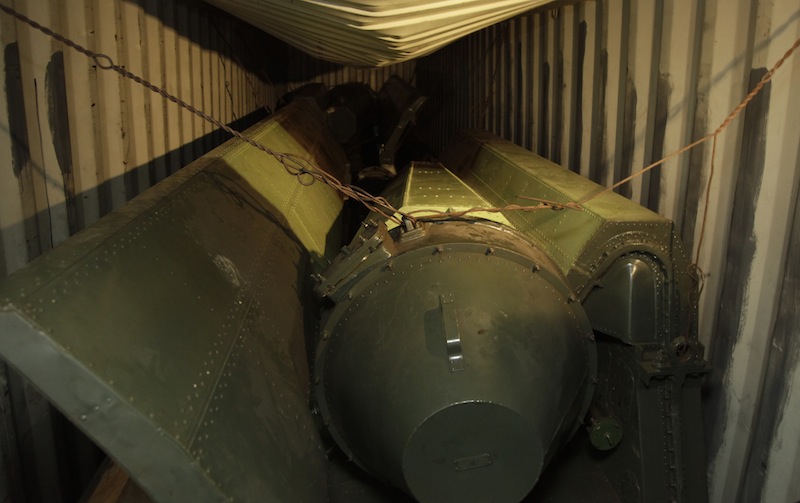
xmin=0 ymin=1 xmax=284 ymax=500
xmin=0 ymin=0 xmax=282 ymax=278
xmin=285 ymin=44 xmax=418 ymax=92
xmin=414 ymin=1 xmax=800 ymax=502
xmin=1 ymin=0 xmax=799 ymax=501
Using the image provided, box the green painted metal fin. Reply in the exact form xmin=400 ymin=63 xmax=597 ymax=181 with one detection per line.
xmin=0 ymin=101 xmax=345 ymax=502
xmin=439 ymin=131 xmax=676 ymax=289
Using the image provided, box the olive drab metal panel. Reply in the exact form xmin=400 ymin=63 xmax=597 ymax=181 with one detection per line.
xmin=0 ymin=101 xmax=345 ymax=503
xmin=312 ymin=129 xmax=708 ymax=501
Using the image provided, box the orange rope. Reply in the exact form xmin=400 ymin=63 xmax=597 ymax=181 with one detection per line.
xmin=578 ymin=36 xmax=800 ymax=269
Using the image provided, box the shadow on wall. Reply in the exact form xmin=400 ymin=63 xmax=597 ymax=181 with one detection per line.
xmin=0 ymin=107 xmax=269 ymax=278
xmin=122 ymin=0 xmax=288 ymax=84
xmin=122 ymin=0 xmax=348 ymax=85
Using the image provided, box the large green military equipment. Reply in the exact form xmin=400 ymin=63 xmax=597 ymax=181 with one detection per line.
xmin=0 ymin=101 xmax=708 ymax=502
xmin=314 ymin=164 xmax=597 ymax=502
xmin=439 ymin=132 xmax=710 ymax=502
xmin=314 ymin=132 xmax=709 ymax=502
xmin=0 ymin=101 xmax=346 ymax=502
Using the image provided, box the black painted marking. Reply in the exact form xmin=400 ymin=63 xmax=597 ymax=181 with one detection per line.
xmin=514 ymin=38 xmax=524 ymax=147
xmin=45 ymin=51 xmax=79 ymax=235
xmin=589 ymin=49 xmax=607 ymax=185
xmin=738 ymin=137 xmax=800 ymax=500
xmin=569 ymin=20 xmax=587 ymax=172
xmin=538 ymin=14 xmax=550 ymax=158
xmin=4 ymin=43 xmax=29 ymax=179
xmin=645 ymin=74 xmax=671 ymax=212
xmin=525 ymin=18 xmax=535 ymax=151
xmin=503 ymin=22 xmax=513 ymax=141
xmin=679 ymin=0 xmax=710 ymax=251
xmin=618 ymin=73 xmax=636 ymax=200
xmin=494 ymin=25 xmax=503 ymax=137
xmin=704 ymin=68 xmax=771 ymax=463
xmin=552 ymin=11 xmax=564 ymax=165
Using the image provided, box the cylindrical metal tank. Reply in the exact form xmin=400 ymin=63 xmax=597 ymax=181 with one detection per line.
xmin=313 ymin=164 xmax=597 ymax=502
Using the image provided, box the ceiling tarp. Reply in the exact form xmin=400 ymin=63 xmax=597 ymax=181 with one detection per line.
xmin=204 ymin=0 xmax=556 ymax=67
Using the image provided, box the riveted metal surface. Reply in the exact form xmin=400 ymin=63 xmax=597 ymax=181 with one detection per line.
xmin=384 ymin=161 xmax=512 ymax=228
xmin=440 ymin=131 xmax=674 ymax=280
xmin=315 ymin=219 xmax=596 ymax=503
xmin=439 ymin=131 xmax=695 ymax=349
xmin=431 ymin=132 xmax=710 ymax=503
xmin=0 ymin=101 xmax=344 ymax=502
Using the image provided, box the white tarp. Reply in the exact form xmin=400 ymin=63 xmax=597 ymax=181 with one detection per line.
xmin=204 ymin=0 xmax=555 ymax=67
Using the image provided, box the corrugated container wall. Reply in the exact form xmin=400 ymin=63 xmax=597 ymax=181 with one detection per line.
xmin=0 ymin=1 xmax=292 ymax=501
xmin=0 ymin=1 xmax=418 ymax=500
xmin=0 ymin=0 xmax=798 ymax=502
xmin=412 ymin=1 xmax=800 ymax=502
xmin=0 ymin=0 xmax=281 ymax=277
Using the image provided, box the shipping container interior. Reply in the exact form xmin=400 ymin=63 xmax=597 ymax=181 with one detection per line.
xmin=0 ymin=0 xmax=798 ymax=502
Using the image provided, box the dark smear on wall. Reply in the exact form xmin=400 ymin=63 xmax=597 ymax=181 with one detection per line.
xmin=4 ymin=43 xmax=29 ymax=178
xmin=646 ymin=73 xmax=671 ymax=212
xmin=538 ymin=17 xmax=550 ymax=159
xmin=3 ymin=42 xmax=44 ymax=261
xmin=551 ymin=12 xmax=564 ymax=166
xmin=569 ymin=20 xmax=587 ymax=172
xmin=680 ymin=88 xmax=708 ymax=251
xmin=514 ymin=38 xmax=524 ymax=147
xmin=618 ymin=72 xmax=636 ymax=200
xmin=494 ymin=25 xmax=504 ymax=139
xmin=589 ymin=48 xmax=608 ymax=185
xmin=704 ymin=68 xmax=771 ymax=465
xmin=524 ymin=21 xmax=535 ymax=151
xmin=675 ymin=0 xmax=707 ymax=242
xmin=45 ymin=51 xmax=80 ymax=236
xmin=738 ymin=140 xmax=800 ymax=502
xmin=503 ymin=25 xmax=513 ymax=141
xmin=540 ymin=61 xmax=551 ymax=159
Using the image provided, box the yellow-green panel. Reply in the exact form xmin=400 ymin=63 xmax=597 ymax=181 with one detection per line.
xmin=441 ymin=131 xmax=674 ymax=279
xmin=383 ymin=162 xmax=511 ymax=228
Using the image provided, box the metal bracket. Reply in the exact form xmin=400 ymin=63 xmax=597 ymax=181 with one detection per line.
xmin=378 ymin=95 xmax=427 ymax=174
xmin=314 ymin=222 xmax=390 ymax=302
xmin=440 ymin=294 xmax=464 ymax=372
